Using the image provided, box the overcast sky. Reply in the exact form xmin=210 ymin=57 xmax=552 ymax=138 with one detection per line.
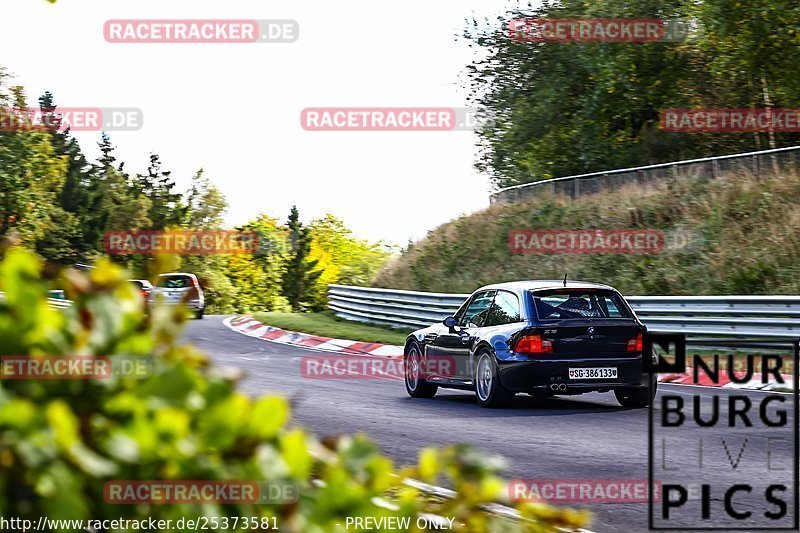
xmin=3 ymin=0 xmax=514 ymax=245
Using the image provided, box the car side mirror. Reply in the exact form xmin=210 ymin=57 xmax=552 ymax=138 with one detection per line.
xmin=443 ymin=316 xmax=458 ymax=330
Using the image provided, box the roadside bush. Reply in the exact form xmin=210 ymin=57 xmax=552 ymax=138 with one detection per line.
xmin=0 ymin=248 xmax=588 ymax=532
xmin=194 ymin=267 xmax=240 ymax=314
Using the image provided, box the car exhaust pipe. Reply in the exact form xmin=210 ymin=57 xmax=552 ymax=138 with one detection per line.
xmin=558 ymin=383 xmax=567 ymax=391
xmin=549 ymin=383 xmax=559 ymax=391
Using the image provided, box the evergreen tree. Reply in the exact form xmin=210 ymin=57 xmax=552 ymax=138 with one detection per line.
xmin=138 ymin=153 xmax=182 ymax=229
xmin=97 ymin=132 xmax=118 ymax=170
xmin=38 ymin=91 xmax=100 ymax=260
xmin=281 ymin=206 xmax=320 ymax=311
xmin=95 ymin=134 xmax=151 ymax=271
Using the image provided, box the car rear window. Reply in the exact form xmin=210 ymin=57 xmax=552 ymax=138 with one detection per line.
xmin=532 ymin=289 xmax=632 ymax=320
xmin=157 ymin=275 xmax=193 ymax=289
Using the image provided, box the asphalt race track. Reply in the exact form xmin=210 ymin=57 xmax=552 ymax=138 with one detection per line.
xmin=185 ymin=316 xmax=797 ymax=533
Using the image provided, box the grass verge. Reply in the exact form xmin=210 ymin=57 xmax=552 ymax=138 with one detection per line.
xmin=251 ymin=311 xmax=413 ymax=345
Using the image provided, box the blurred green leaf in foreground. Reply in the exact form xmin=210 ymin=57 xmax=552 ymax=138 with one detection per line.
xmin=0 ymin=248 xmax=589 ymax=532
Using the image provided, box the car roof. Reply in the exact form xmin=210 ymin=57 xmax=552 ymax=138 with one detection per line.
xmin=159 ymin=273 xmax=196 ymax=277
xmin=475 ymin=280 xmax=617 ymax=292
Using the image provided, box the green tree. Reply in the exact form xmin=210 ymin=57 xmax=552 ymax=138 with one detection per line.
xmin=182 ymin=169 xmax=227 ymax=229
xmin=177 ymin=169 xmax=234 ymax=312
xmin=307 ymin=214 xmax=393 ymax=309
xmin=281 ymin=206 xmax=320 ymax=311
xmin=686 ymin=0 xmax=800 ymax=153
xmin=97 ymin=132 xmax=117 ymax=169
xmin=224 ymin=214 xmax=290 ymax=313
xmin=93 ymin=134 xmax=151 ymax=273
xmin=0 ymin=76 xmax=72 ymax=262
xmin=138 ymin=153 xmax=182 ymax=230
xmin=463 ymin=0 xmax=800 ymax=189
xmin=38 ymin=92 xmax=108 ymax=261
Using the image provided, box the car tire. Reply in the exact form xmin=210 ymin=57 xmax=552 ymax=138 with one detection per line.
xmin=404 ymin=342 xmax=438 ymax=399
xmin=474 ymin=351 xmax=515 ymax=408
xmin=615 ymin=377 xmax=657 ymax=408
xmin=195 ymin=308 xmax=204 ymax=320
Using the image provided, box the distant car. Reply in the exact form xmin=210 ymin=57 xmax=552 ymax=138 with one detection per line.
xmin=47 ymin=289 xmax=66 ymax=300
xmin=148 ymin=273 xmax=205 ymax=319
xmin=403 ymin=280 xmax=656 ymax=408
xmin=129 ymin=279 xmax=153 ymax=301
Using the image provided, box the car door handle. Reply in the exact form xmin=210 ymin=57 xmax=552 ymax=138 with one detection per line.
xmin=460 ymin=336 xmax=471 ymax=344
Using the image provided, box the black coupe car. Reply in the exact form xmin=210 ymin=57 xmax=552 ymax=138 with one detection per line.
xmin=403 ymin=280 xmax=657 ymax=408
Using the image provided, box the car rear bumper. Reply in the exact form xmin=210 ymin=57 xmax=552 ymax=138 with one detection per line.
xmin=148 ymin=301 xmax=204 ymax=310
xmin=497 ymin=356 xmax=650 ymax=393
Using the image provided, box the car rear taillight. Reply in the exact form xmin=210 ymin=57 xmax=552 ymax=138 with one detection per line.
xmin=515 ymin=335 xmax=553 ymax=355
xmin=627 ymin=332 xmax=643 ymax=352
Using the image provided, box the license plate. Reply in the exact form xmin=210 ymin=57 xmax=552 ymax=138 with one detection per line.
xmin=568 ymin=367 xmax=617 ymax=380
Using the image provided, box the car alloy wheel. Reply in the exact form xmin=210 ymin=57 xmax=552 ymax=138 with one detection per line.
xmin=404 ymin=343 xmax=438 ymax=399
xmin=476 ymin=354 xmax=493 ymax=402
xmin=474 ymin=351 xmax=514 ymax=408
xmin=406 ymin=347 xmax=421 ymax=392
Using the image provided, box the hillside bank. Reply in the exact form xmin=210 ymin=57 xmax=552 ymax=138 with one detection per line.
xmin=373 ymin=171 xmax=800 ymax=296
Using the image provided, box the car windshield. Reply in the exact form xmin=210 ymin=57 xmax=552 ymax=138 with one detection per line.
xmin=533 ymin=289 xmax=632 ymax=320
xmin=157 ymin=276 xmax=193 ymax=289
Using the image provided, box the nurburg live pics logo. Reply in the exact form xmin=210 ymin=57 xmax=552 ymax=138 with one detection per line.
xmin=648 ymin=336 xmax=799 ymax=530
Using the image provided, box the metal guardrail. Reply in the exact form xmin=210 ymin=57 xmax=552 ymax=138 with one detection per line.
xmin=48 ymin=298 xmax=72 ymax=310
xmin=490 ymin=145 xmax=800 ymax=204
xmin=0 ymin=291 xmax=72 ymax=310
xmin=328 ymin=285 xmax=468 ymax=329
xmin=327 ymin=285 xmax=800 ymax=338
